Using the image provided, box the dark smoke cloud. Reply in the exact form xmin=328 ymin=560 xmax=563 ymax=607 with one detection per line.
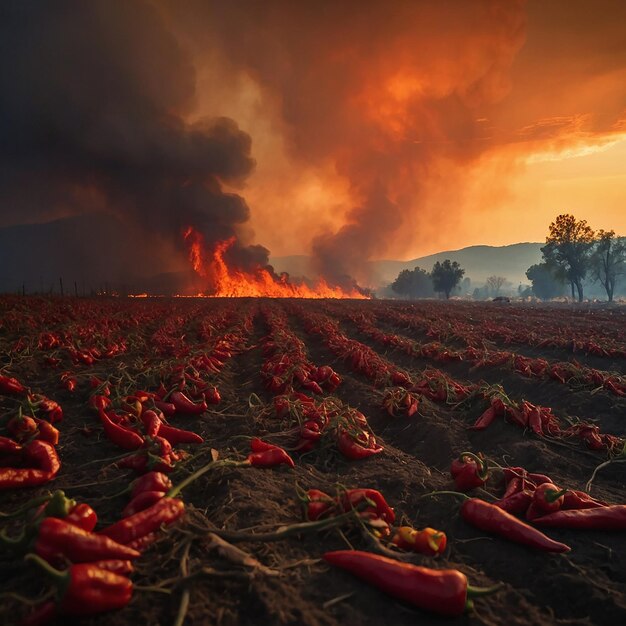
xmin=164 ymin=0 xmax=528 ymax=285
xmin=0 ymin=0 xmax=264 ymax=274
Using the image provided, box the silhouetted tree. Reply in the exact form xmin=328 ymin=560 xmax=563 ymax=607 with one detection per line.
xmin=431 ymin=260 xmax=464 ymax=299
xmin=591 ymin=230 xmax=625 ymax=302
xmin=485 ymin=275 xmax=507 ymax=296
xmin=525 ymin=263 xmax=565 ymax=300
xmin=542 ymin=214 xmax=594 ymax=302
xmin=391 ymin=266 xmax=433 ymax=299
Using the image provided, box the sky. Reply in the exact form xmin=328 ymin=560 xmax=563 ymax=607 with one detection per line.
xmin=1 ymin=0 xmax=625 ymax=284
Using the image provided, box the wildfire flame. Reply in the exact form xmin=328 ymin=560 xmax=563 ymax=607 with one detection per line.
xmin=183 ymin=227 xmax=367 ymax=298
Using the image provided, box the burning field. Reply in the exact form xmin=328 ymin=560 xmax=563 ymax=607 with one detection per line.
xmin=0 ymin=295 xmax=625 ymax=625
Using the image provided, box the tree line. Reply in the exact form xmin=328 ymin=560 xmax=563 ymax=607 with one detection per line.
xmin=526 ymin=214 xmax=625 ymax=302
xmin=389 ymin=214 xmax=625 ymax=302
xmin=391 ymin=260 xmax=466 ymax=300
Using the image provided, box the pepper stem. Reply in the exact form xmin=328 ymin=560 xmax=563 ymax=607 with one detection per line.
xmin=43 ymin=490 xmax=76 ymax=518
xmin=210 ymin=508 xmax=363 ymax=543
xmin=458 ymin=451 xmax=489 ymax=478
xmin=467 ymin=582 xmax=505 ymax=597
xmin=0 ymin=527 xmax=30 ymax=551
xmin=418 ymin=490 xmax=470 ymax=500
xmin=24 ymin=554 xmax=68 ymax=586
xmin=0 ymin=493 xmax=52 ymax=518
xmin=166 ymin=459 xmax=250 ymax=498
xmin=546 ymin=488 xmax=569 ymax=503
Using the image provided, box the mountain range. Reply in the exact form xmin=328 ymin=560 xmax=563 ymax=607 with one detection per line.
xmin=0 ymin=215 xmax=543 ymax=294
xmin=271 ymin=243 xmax=544 ymax=290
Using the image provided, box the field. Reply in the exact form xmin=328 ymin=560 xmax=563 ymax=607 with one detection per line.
xmin=1 ymin=296 xmax=625 ymax=626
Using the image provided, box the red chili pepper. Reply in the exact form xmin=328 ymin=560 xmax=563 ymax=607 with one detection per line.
xmin=501 ymin=476 xmax=523 ymax=500
xmin=304 ymin=489 xmax=334 ymax=521
xmin=169 ymin=391 xmax=207 ymax=415
xmin=532 ymin=505 xmax=626 ymax=530
xmin=157 ymin=422 xmax=203 ymax=445
xmin=471 ymin=406 xmax=497 ymax=430
xmin=302 ymin=379 xmax=324 ymax=394
xmin=0 ymin=374 xmax=27 ymax=395
xmin=0 ymin=436 xmax=22 ymax=454
xmin=152 ymin=400 xmax=176 ymax=416
xmin=122 ymin=490 xmax=166 ymax=518
xmin=98 ymin=409 xmax=144 ymax=450
xmin=32 ymin=418 xmax=60 ymax=445
xmin=89 ymin=376 xmax=108 ymax=392
xmin=126 ymin=531 xmax=159 ymax=552
xmin=501 ymin=466 xmax=527 ymax=483
xmin=494 ymin=489 xmax=534 ymax=515
xmin=562 ymin=490 xmax=607 ymax=510
xmin=44 ymin=356 xmax=61 ymax=368
xmin=89 ymin=394 xmax=111 ymax=412
xmin=204 ymin=386 xmax=221 ymax=404
xmin=247 ymin=447 xmax=295 ymax=468
xmin=0 ymin=435 xmax=60 ymax=489
xmin=32 ymin=397 xmax=63 ymax=424
xmin=250 ymin=438 xmax=278 ymax=452
xmin=340 ymin=489 xmax=395 ymax=524
xmin=24 ymin=440 xmax=61 ymax=474
xmin=460 ymin=498 xmax=570 ymax=552
xmin=90 ymin=559 xmax=134 ymax=575
xmin=26 ymin=554 xmax=133 ymax=616
xmin=526 ymin=471 xmax=552 ymax=485
xmin=116 ymin=451 xmax=174 ymax=474
xmin=98 ymin=497 xmax=185 ymax=545
xmin=323 ymin=550 xmax=500 ymax=616
xmin=65 ymin=503 xmax=98 ymax=532
xmin=131 ymin=471 xmax=173 ymax=497
xmin=532 ymin=482 xmax=568 ymax=513
xmin=33 ymin=517 xmax=140 ymax=562
xmin=7 ymin=413 xmax=38 ymax=440
xmin=140 ymin=410 xmax=161 ymax=438
xmin=450 ymin=452 xmax=489 ymax=492
xmin=336 ymin=427 xmax=383 ymax=460
xmin=0 ymin=467 xmax=57 ymax=490
xmin=60 ymin=373 xmax=77 ymax=393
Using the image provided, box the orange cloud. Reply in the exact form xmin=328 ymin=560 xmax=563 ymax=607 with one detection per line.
xmin=161 ymin=0 xmax=626 ymax=281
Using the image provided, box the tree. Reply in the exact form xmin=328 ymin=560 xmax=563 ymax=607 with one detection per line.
xmin=542 ymin=214 xmax=595 ymax=302
xmin=525 ymin=263 xmax=565 ymax=300
xmin=390 ymin=267 xmax=433 ymax=299
xmin=485 ymin=275 xmax=507 ymax=297
xmin=431 ymin=260 xmax=464 ymax=299
xmin=590 ymin=230 xmax=625 ymax=302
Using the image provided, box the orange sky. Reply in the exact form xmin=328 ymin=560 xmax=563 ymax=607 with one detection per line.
xmin=169 ymin=0 xmax=626 ymax=264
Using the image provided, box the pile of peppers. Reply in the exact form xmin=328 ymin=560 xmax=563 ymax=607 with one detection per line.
xmin=1 ymin=375 xmax=63 ymax=491
xmin=495 ymin=465 xmax=625 ymax=529
xmin=2 ymin=486 xmax=186 ymax=621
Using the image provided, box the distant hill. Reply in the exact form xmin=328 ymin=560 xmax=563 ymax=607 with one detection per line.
xmin=271 ymin=243 xmax=544 ymax=289
xmin=0 ymin=214 xmax=189 ymax=294
xmin=371 ymin=243 xmax=544 ymax=287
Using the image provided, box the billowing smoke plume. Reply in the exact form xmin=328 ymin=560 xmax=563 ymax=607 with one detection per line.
xmin=0 ymin=0 xmax=268 ymax=282
xmin=170 ymin=0 xmax=528 ymax=285
xmin=6 ymin=1 xmax=622 ymax=291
